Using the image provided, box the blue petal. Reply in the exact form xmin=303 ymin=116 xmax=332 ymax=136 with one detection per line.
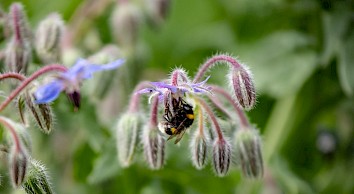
xmin=63 ymin=58 xmax=88 ymax=79
xmin=80 ymin=59 xmax=125 ymax=79
xmin=34 ymin=80 xmax=64 ymax=104
xmin=150 ymin=82 xmax=177 ymax=93
xmin=62 ymin=58 xmax=125 ymax=80
xmin=136 ymin=88 xmax=156 ymax=94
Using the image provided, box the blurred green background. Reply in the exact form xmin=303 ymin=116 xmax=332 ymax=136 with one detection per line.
xmin=0 ymin=0 xmax=353 ymax=193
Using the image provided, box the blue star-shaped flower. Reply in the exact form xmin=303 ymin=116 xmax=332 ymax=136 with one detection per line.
xmin=136 ymin=76 xmax=212 ymax=103
xmin=34 ymin=58 xmax=125 ymax=107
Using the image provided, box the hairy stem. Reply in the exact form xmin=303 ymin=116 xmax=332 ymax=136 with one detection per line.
xmin=197 ymin=105 xmax=205 ymax=136
xmin=0 ymin=65 xmax=68 ymax=112
xmin=193 ymin=54 xmax=242 ymax=83
xmin=0 ymin=72 xmax=26 ymax=81
xmin=128 ymin=81 xmax=151 ymax=113
xmin=209 ymin=85 xmax=250 ymax=128
xmin=149 ymin=96 xmax=159 ymax=127
xmin=195 ymin=97 xmax=224 ymax=140
xmin=0 ymin=117 xmax=21 ymax=151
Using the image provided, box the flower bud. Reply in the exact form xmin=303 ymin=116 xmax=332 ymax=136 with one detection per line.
xmin=24 ymin=89 xmax=53 ymax=134
xmin=230 ymin=66 xmax=256 ymax=110
xmin=22 ymin=159 xmax=54 ymax=194
xmin=212 ymin=138 xmax=231 ymax=177
xmin=190 ymin=130 xmax=209 ymax=170
xmin=35 ymin=13 xmax=64 ymax=63
xmin=144 ymin=0 xmax=171 ymax=27
xmin=5 ymin=3 xmax=32 ymax=73
xmin=142 ymin=125 xmax=165 ymax=170
xmin=110 ymin=2 xmax=140 ymax=47
xmin=116 ymin=112 xmax=142 ymax=167
xmin=1 ymin=117 xmax=32 ymax=153
xmin=9 ymin=145 xmax=28 ymax=187
xmin=5 ymin=38 xmax=31 ymax=73
xmin=234 ymin=128 xmax=264 ymax=179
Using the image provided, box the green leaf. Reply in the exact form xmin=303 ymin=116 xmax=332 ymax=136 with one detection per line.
xmin=337 ymin=32 xmax=354 ymax=97
xmin=238 ymin=31 xmax=317 ymax=98
xmin=73 ymin=142 xmax=97 ymax=182
xmin=88 ymin=138 xmax=121 ymax=184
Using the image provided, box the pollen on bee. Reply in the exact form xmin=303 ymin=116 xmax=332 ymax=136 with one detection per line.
xmin=171 ymin=127 xmax=177 ymax=134
xmin=186 ymin=114 xmax=194 ymax=119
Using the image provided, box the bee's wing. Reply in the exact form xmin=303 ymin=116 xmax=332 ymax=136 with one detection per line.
xmin=167 ymin=134 xmax=176 ymax=141
xmin=174 ymin=129 xmax=187 ymax=144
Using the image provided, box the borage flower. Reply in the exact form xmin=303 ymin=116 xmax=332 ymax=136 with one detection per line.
xmin=34 ymin=58 xmax=125 ymax=109
xmin=117 ymin=54 xmax=264 ymax=178
xmin=137 ymin=76 xmax=212 ymax=104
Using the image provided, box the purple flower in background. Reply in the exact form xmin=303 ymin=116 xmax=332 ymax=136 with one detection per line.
xmin=34 ymin=58 xmax=125 ymax=108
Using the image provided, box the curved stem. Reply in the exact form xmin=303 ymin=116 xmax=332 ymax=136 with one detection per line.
xmin=207 ymin=96 xmax=234 ymax=121
xmin=0 ymin=65 xmax=68 ymax=112
xmin=149 ymin=96 xmax=159 ymax=127
xmin=209 ymin=85 xmax=250 ymax=128
xmin=197 ymin=105 xmax=205 ymax=136
xmin=128 ymin=81 xmax=151 ymax=113
xmin=0 ymin=72 xmax=26 ymax=81
xmin=195 ymin=97 xmax=224 ymax=140
xmin=0 ymin=117 xmax=21 ymax=152
xmin=193 ymin=54 xmax=242 ymax=83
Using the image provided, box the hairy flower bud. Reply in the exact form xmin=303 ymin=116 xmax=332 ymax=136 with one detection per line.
xmin=22 ymin=159 xmax=54 ymax=194
xmin=9 ymin=145 xmax=28 ymax=187
xmin=5 ymin=3 xmax=32 ymax=73
xmin=144 ymin=0 xmax=171 ymax=27
xmin=190 ymin=130 xmax=209 ymax=169
xmin=142 ymin=125 xmax=165 ymax=170
xmin=25 ymin=87 xmax=53 ymax=134
xmin=35 ymin=13 xmax=64 ymax=63
xmin=234 ymin=128 xmax=264 ymax=179
xmin=230 ymin=66 xmax=256 ymax=110
xmin=212 ymin=138 xmax=231 ymax=177
xmin=1 ymin=117 xmax=32 ymax=153
xmin=5 ymin=38 xmax=31 ymax=73
xmin=116 ymin=112 xmax=142 ymax=167
xmin=110 ymin=2 xmax=140 ymax=47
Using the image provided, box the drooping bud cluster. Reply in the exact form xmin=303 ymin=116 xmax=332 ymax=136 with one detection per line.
xmin=0 ymin=2 xmax=130 ymax=192
xmin=120 ymin=54 xmax=264 ymax=179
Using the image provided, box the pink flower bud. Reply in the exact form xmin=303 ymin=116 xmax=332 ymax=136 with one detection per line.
xmin=212 ymin=138 xmax=231 ymax=177
xmin=142 ymin=125 xmax=165 ymax=170
xmin=230 ymin=66 xmax=256 ymax=110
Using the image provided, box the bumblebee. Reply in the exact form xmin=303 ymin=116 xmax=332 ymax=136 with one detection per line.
xmin=161 ymin=97 xmax=194 ymax=144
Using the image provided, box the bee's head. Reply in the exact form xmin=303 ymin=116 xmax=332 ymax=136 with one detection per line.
xmin=158 ymin=122 xmax=177 ymax=136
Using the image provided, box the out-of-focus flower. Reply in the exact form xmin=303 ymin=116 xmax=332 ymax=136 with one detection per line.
xmin=34 ymin=58 xmax=125 ymax=107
